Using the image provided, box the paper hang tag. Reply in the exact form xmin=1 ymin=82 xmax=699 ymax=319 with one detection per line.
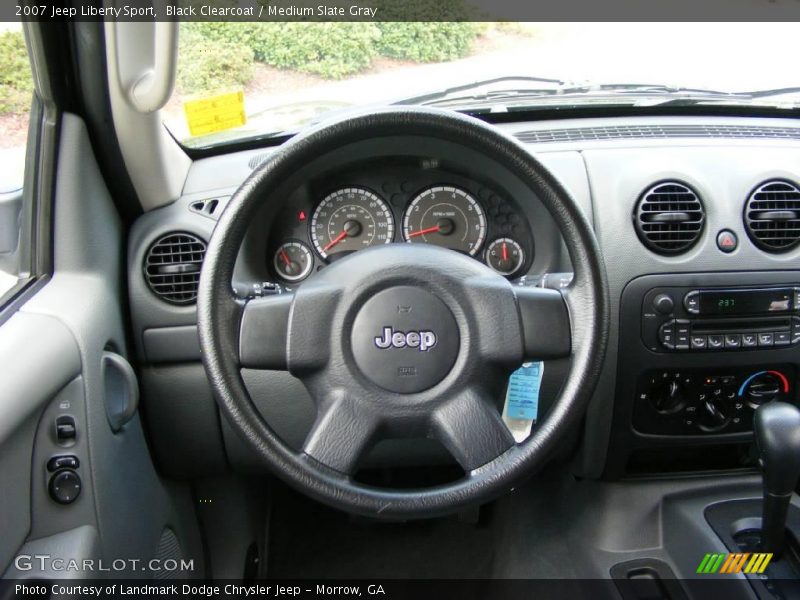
xmin=184 ymin=90 xmax=246 ymax=137
xmin=502 ymin=361 xmax=543 ymax=443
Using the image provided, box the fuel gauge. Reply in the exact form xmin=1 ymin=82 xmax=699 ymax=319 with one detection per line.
xmin=273 ymin=241 xmax=313 ymax=282
xmin=485 ymin=238 xmax=524 ymax=277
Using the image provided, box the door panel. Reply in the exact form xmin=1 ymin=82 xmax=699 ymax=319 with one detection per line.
xmin=1 ymin=114 xmax=202 ymax=579
xmin=0 ymin=313 xmax=79 ymax=570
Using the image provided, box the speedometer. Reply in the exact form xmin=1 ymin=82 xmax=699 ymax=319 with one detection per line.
xmin=403 ymin=186 xmax=486 ymax=256
xmin=310 ymin=187 xmax=394 ymax=259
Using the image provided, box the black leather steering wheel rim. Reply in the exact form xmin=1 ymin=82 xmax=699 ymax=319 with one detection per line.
xmin=198 ymin=107 xmax=609 ymax=519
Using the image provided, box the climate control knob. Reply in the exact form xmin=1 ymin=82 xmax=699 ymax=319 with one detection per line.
xmin=698 ymin=395 xmax=732 ymax=432
xmin=743 ymin=371 xmax=785 ymax=409
xmin=651 ymin=380 xmax=686 ymax=414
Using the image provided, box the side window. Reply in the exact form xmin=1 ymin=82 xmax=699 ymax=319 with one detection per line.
xmin=0 ymin=25 xmax=34 ymax=301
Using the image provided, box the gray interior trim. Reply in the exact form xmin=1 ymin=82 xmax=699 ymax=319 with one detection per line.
xmin=12 ymin=113 xmax=203 ymax=577
xmin=143 ymin=325 xmax=201 ymax=364
xmin=0 ymin=312 xmax=80 ymax=444
xmin=0 ymin=414 xmax=39 ymax=573
xmin=103 ymin=22 xmax=190 ymax=210
xmin=3 ymin=525 xmax=101 ymax=579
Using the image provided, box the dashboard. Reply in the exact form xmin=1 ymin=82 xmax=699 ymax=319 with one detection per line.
xmin=264 ymin=159 xmax=535 ymax=286
xmin=127 ymin=113 xmax=800 ymax=482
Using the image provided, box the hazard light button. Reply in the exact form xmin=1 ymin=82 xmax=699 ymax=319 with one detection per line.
xmin=716 ymin=229 xmax=738 ymax=253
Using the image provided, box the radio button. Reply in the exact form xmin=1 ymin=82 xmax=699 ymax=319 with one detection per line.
xmin=707 ymin=335 xmax=724 ymax=349
xmin=758 ymin=333 xmax=774 ymax=347
xmin=658 ymin=321 xmax=676 ymax=348
xmin=674 ymin=320 xmax=690 ymax=349
xmin=724 ymin=334 xmax=741 ymax=348
xmin=684 ymin=291 xmax=700 ymax=314
xmin=775 ymin=331 xmax=791 ymax=346
xmin=690 ymin=335 xmax=707 ymax=349
xmin=741 ymin=333 xmax=758 ymax=347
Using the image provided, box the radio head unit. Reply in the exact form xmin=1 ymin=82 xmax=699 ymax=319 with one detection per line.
xmin=642 ymin=285 xmax=800 ymax=353
xmin=685 ymin=287 xmax=798 ymax=316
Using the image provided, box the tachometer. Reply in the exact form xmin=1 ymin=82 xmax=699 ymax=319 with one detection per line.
xmin=403 ymin=186 xmax=486 ymax=256
xmin=310 ymin=187 xmax=394 ymax=259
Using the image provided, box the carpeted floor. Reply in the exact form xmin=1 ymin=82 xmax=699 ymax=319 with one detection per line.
xmin=266 ymin=485 xmax=497 ymax=579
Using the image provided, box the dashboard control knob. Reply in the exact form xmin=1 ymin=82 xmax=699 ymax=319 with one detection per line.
xmin=742 ymin=371 xmax=787 ymax=409
xmin=653 ymin=293 xmax=674 ymax=314
xmin=48 ymin=469 xmax=81 ymax=504
xmin=651 ymin=380 xmax=686 ymax=414
xmin=698 ymin=396 xmax=731 ymax=431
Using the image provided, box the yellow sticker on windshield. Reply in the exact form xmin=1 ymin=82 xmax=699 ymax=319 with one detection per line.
xmin=183 ymin=91 xmax=246 ymax=137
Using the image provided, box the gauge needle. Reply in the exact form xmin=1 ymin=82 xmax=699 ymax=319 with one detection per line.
xmin=502 ymin=242 xmax=508 ymax=262
xmin=279 ymin=249 xmax=292 ymax=266
xmin=323 ymin=230 xmax=348 ymax=252
xmin=407 ymin=225 xmax=441 ymax=238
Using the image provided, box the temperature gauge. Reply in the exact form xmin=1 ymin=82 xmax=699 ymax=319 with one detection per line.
xmin=273 ymin=241 xmax=313 ymax=282
xmin=485 ymin=238 xmax=524 ymax=276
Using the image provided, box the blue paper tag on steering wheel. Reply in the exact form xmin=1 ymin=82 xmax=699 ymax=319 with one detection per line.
xmin=504 ymin=362 xmax=543 ymax=420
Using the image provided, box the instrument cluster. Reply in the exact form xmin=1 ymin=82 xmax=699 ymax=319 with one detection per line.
xmin=267 ymin=161 xmax=534 ymax=286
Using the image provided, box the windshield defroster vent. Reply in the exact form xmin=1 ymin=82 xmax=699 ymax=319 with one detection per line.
xmin=744 ymin=180 xmax=800 ymax=253
xmin=514 ymin=124 xmax=800 ymax=144
xmin=634 ymin=182 xmax=705 ymax=255
xmin=144 ymin=233 xmax=207 ymax=305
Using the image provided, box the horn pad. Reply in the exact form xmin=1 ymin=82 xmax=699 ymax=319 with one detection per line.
xmin=350 ymin=286 xmax=459 ymax=394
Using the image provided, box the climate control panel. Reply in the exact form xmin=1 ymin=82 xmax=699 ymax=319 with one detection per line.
xmin=633 ymin=366 xmax=795 ymax=435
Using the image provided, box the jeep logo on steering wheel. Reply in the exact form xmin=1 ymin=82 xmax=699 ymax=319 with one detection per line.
xmin=374 ymin=327 xmax=437 ymax=352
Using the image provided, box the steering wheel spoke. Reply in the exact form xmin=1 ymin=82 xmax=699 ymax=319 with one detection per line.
xmin=514 ymin=286 xmax=572 ymax=361
xmin=238 ymin=294 xmax=293 ymax=369
xmin=302 ymin=394 xmax=381 ymax=475
xmin=432 ymin=389 xmax=515 ymax=472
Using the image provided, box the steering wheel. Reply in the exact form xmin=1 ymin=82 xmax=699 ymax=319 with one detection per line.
xmin=198 ymin=108 xmax=609 ymax=519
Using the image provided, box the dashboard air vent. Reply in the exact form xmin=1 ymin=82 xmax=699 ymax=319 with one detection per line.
xmin=514 ymin=124 xmax=800 ymax=144
xmin=634 ymin=182 xmax=705 ymax=254
xmin=189 ymin=198 xmax=220 ymax=217
xmin=744 ymin=180 xmax=800 ymax=252
xmin=248 ymin=153 xmax=271 ymax=170
xmin=144 ymin=232 xmax=206 ymax=305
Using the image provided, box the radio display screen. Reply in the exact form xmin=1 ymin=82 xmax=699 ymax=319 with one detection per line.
xmin=699 ymin=288 xmax=793 ymax=315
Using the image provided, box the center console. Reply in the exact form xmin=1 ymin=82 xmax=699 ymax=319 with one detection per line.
xmin=605 ymin=271 xmax=800 ymax=479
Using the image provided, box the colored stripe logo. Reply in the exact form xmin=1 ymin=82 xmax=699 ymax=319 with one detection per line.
xmin=696 ymin=552 xmax=772 ymax=574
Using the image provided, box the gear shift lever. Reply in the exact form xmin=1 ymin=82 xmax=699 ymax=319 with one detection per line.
xmin=754 ymin=402 xmax=800 ymax=557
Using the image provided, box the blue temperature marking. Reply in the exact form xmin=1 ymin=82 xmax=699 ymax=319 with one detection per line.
xmin=738 ymin=371 xmax=767 ymax=397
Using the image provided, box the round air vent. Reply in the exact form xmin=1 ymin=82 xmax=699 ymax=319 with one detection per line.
xmin=634 ymin=181 xmax=705 ymax=255
xmin=144 ymin=232 xmax=206 ymax=305
xmin=744 ymin=180 xmax=800 ymax=253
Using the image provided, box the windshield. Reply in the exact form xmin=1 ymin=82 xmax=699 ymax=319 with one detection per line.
xmin=164 ymin=22 xmax=800 ymax=149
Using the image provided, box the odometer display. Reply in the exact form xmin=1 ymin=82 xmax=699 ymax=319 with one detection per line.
xmin=310 ymin=188 xmax=394 ymax=259
xmin=403 ymin=186 xmax=486 ymax=256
